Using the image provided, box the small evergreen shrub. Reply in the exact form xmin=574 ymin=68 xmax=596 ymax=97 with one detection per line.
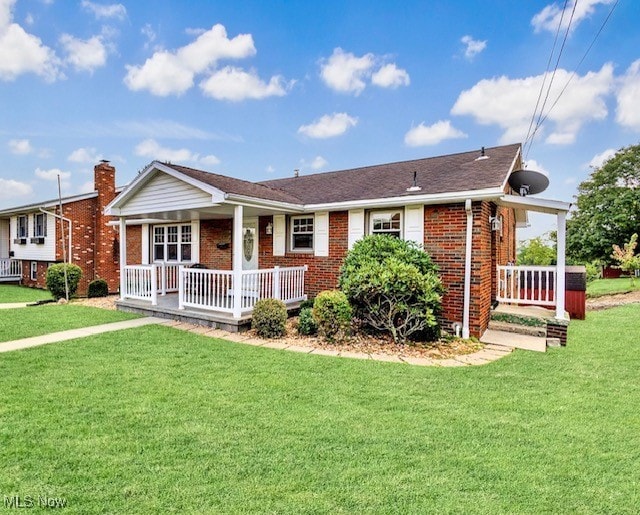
xmin=297 ymin=307 xmax=317 ymax=336
xmin=299 ymin=298 xmax=315 ymax=310
xmin=252 ymin=298 xmax=287 ymax=338
xmin=313 ymin=290 xmax=352 ymax=343
xmin=87 ymin=278 xmax=109 ymax=298
xmin=46 ymin=263 xmax=83 ymax=300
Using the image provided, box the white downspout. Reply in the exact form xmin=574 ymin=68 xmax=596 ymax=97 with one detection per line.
xmin=462 ymin=199 xmax=473 ymax=339
xmin=39 ymin=208 xmax=72 ymax=264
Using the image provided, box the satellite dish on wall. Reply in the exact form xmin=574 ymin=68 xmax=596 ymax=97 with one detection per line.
xmin=508 ymin=168 xmax=549 ymax=196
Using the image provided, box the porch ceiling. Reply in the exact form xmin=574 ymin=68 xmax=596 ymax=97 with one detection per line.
xmin=116 ymin=203 xmax=293 ymax=222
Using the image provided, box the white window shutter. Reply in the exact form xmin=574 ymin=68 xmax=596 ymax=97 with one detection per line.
xmin=141 ymin=224 xmax=150 ymax=264
xmin=273 ymin=215 xmax=286 ymax=256
xmin=191 ymin=221 xmax=200 ymax=263
xmin=314 ymin=211 xmax=329 ymax=257
xmin=348 ymin=209 xmax=365 ymax=249
xmin=404 ymin=205 xmax=424 ymax=245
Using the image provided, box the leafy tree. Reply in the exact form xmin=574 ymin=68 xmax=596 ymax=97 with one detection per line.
xmin=611 ymin=233 xmax=640 ymax=285
xmin=567 ymin=143 xmax=640 ymax=263
xmin=517 ymin=234 xmax=556 ymax=266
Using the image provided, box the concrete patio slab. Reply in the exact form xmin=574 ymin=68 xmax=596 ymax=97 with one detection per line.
xmin=481 ymin=329 xmax=547 ymax=353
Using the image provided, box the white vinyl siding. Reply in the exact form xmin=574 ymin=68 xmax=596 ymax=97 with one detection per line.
xmin=404 ymin=205 xmax=424 ymax=245
xmin=120 ymin=172 xmax=217 ymax=216
xmin=10 ymin=214 xmax=56 ymax=261
xmin=314 ymin=212 xmax=329 ymax=257
xmin=273 ymin=215 xmax=286 ymax=256
xmin=348 ymin=209 xmax=365 ymax=249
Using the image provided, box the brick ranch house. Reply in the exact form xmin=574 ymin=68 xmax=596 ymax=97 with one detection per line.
xmin=0 ymin=163 xmax=120 ymax=295
xmin=99 ymin=143 xmax=570 ymax=339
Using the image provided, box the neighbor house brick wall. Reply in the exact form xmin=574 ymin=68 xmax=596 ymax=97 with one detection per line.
xmin=93 ymin=163 xmax=119 ymax=292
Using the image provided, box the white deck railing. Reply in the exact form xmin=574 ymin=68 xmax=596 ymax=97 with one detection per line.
xmin=122 ymin=263 xmax=307 ymax=315
xmin=497 ymin=265 xmax=556 ymax=307
xmin=0 ymin=258 xmax=21 ymax=279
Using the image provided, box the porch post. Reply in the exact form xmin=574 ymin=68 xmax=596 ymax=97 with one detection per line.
xmin=556 ymin=211 xmax=567 ymax=319
xmin=232 ymin=205 xmax=243 ymax=318
xmin=119 ymin=216 xmax=127 ymax=300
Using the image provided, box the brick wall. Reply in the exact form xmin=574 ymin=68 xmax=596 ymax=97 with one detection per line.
xmin=199 ymin=219 xmax=232 ymax=269
xmin=125 ymin=226 xmax=142 ymax=265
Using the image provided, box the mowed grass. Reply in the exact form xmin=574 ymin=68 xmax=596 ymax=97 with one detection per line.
xmin=0 ymin=305 xmax=139 ymax=342
xmin=1 ymin=305 xmax=639 ymax=513
xmin=0 ymin=284 xmax=52 ymax=303
xmin=587 ymin=277 xmax=640 ymax=297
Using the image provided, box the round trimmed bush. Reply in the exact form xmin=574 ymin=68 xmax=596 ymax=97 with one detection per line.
xmin=88 ymin=278 xmax=109 ymax=298
xmin=252 ymin=298 xmax=287 ymax=338
xmin=313 ymin=290 xmax=352 ymax=343
xmin=46 ymin=263 xmax=83 ymax=300
xmin=297 ymin=307 xmax=317 ymax=336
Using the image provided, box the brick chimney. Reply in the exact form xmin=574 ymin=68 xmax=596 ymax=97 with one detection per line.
xmin=94 ymin=161 xmax=119 ymax=293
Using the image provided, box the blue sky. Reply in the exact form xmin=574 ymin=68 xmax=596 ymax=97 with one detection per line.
xmin=1 ymin=0 xmax=639 ymax=239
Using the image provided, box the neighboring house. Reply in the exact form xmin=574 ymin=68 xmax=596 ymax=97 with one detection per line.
xmin=0 ymin=163 xmax=120 ymax=295
xmin=105 ymin=143 xmax=571 ymax=339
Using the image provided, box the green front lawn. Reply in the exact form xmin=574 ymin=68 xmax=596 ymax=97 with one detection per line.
xmin=0 ymin=306 xmax=639 ymax=513
xmin=587 ymin=277 xmax=640 ymax=297
xmin=0 ymin=284 xmax=52 ymax=303
xmin=0 ymin=305 xmax=139 ymax=342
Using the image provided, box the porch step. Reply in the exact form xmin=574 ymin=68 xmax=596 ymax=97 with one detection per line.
xmin=480 ymin=329 xmax=547 ymax=353
xmin=487 ymin=320 xmax=546 ymax=338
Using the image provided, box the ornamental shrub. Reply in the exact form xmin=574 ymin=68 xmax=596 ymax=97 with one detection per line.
xmin=87 ymin=278 xmax=109 ymax=298
xmin=45 ymin=263 xmax=83 ymax=300
xmin=252 ymin=298 xmax=287 ymax=338
xmin=313 ymin=290 xmax=352 ymax=343
xmin=339 ymin=235 xmax=443 ymax=343
xmin=297 ymin=307 xmax=317 ymax=336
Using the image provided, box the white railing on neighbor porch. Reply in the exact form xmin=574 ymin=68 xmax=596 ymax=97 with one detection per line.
xmin=497 ymin=265 xmax=556 ymax=307
xmin=0 ymin=258 xmax=21 ymax=279
xmin=178 ymin=265 xmax=308 ymax=313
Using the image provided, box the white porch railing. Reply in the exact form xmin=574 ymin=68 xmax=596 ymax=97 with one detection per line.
xmin=496 ymin=265 xmax=556 ymax=307
xmin=179 ymin=268 xmax=235 ymax=313
xmin=0 ymin=258 xmax=21 ymax=279
xmin=123 ymin=265 xmax=158 ymax=304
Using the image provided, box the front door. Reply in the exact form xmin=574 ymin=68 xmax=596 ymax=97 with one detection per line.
xmin=242 ymin=218 xmax=258 ymax=270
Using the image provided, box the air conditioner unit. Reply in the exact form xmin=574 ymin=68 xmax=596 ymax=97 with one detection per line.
xmin=13 ymin=238 xmax=27 ymax=245
xmin=30 ymin=237 xmax=45 ymax=245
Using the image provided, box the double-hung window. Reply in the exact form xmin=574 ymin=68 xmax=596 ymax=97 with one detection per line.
xmin=290 ymin=216 xmax=314 ymax=251
xmin=370 ymin=211 xmax=402 ymax=238
xmin=34 ymin=213 xmax=47 ymax=238
xmin=17 ymin=215 xmax=28 ymax=239
xmin=153 ymin=224 xmax=192 ymax=262
xmin=30 ymin=262 xmax=37 ymax=281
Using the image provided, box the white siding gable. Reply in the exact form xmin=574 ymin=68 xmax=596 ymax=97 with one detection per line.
xmin=120 ymin=172 xmax=216 ymax=216
xmin=314 ymin=211 xmax=329 ymax=257
xmin=348 ymin=209 xmax=365 ymax=249
xmin=404 ymin=205 xmax=424 ymax=246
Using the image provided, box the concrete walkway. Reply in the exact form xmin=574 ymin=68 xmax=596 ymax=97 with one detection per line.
xmin=163 ymin=321 xmax=514 ymax=367
xmin=0 ymin=302 xmax=31 ymax=309
xmin=0 ymin=317 xmax=168 ymax=353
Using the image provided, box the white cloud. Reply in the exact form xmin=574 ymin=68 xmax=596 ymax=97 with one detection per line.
xmin=461 ymin=35 xmax=487 ymax=60
xmin=265 ymin=165 xmax=275 ymax=173
xmin=298 ymin=113 xmax=358 ymax=139
xmin=199 ymin=154 xmax=220 ymax=166
xmin=588 ymin=148 xmax=616 ymax=168
xmin=141 ymin=23 xmax=156 ymax=50
xmin=35 ymin=167 xmax=71 ymax=181
xmin=60 ymin=34 xmax=107 ymax=72
xmin=199 ymin=66 xmax=290 ymax=101
xmin=404 ymin=120 xmax=467 ymax=146
xmin=0 ymin=0 xmax=62 ymax=81
xmin=0 ymin=178 xmax=32 ymax=199
xmin=320 ymin=47 xmax=409 ymax=95
xmin=524 ymin=159 xmax=550 ymax=177
xmin=78 ymin=180 xmax=95 ymax=194
xmin=124 ymin=24 xmax=256 ymax=96
xmin=68 ymin=147 xmax=102 ymax=163
xmin=451 ymin=64 xmax=614 ymax=145
xmin=134 ymin=138 xmax=218 ymax=166
xmin=371 ymin=63 xmax=410 ymax=88
xmin=616 ymin=59 xmax=640 ymax=130
xmin=310 ymin=156 xmax=327 ymax=170
xmin=532 ymin=0 xmax=614 ymax=34
xmin=8 ymin=138 xmax=33 ymax=154
xmin=81 ymin=0 xmax=127 ymax=20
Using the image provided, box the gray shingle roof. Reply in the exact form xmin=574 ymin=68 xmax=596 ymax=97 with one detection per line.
xmin=259 ymin=144 xmax=521 ymax=204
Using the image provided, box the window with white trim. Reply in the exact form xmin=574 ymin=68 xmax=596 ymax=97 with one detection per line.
xmin=290 ymin=216 xmax=314 ymax=251
xmin=34 ymin=213 xmax=47 ymax=238
xmin=17 ymin=215 xmax=28 ymax=238
xmin=30 ymin=261 xmax=37 ymax=281
xmin=153 ymin=224 xmax=192 ymax=262
xmin=370 ymin=210 xmax=402 ymax=238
